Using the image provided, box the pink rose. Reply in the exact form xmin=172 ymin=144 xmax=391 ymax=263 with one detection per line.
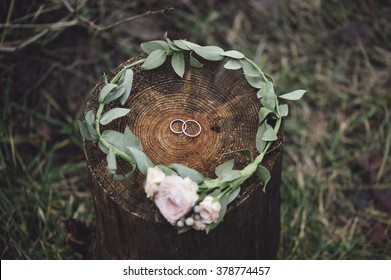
xmin=155 ymin=176 xmax=198 ymax=225
xmin=199 ymin=196 xmax=221 ymax=224
xmin=144 ymin=167 xmax=166 ymax=198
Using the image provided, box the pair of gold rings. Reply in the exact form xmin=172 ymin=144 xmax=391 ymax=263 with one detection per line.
xmin=169 ymin=119 xmax=202 ymax=138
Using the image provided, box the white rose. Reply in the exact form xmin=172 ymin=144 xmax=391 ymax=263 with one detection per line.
xmin=144 ymin=166 xmax=166 ymax=198
xmin=154 ymin=175 xmax=198 ymax=225
xmin=199 ymin=196 xmax=221 ymax=224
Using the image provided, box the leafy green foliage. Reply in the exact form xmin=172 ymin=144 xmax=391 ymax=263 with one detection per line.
xmin=169 ymin=163 xmax=205 ymax=184
xmin=102 ymin=130 xmax=124 ymax=152
xmin=171 ymin=52 xmax=185 ymax=78
xmin=77 ymin=33 xmax=306 ymax=236
xmin=224 ymin=59 xmax=242 ymax=70
xmin=220 ymin=169 xmax=242 ymax=183
xmin=99 ymin=108 xmax=130 ymax=125
xmin=193 ymin=46 xmax=224 ymax=61
xmin=140 ymin=40 xmax=169 ymax=54
xmin=215 ymin=159 xmax=235 ymax=177
xmin=125 ymin=147 xmax=154 ymax=176
xmin=245 ymin=75 xmax=265 ymax=89
xmin=279 ymin=89 xmax=307 ymax=100
xmin=123 ymin=127 xmax=142 ymax=150
xmin=119 ymin=69 xmax=134 ymax=105
xmin=106 ymin=146 xmax=117 ymax=174
xmin=104 ymin=84 xmax=125 ymax=104
xmin=258 ymin=107 xmax=274 ymax=124
xmin=256 ymin=123 xmax=267 ymax=153
xmin=258 ymin=81 xmax=276 ymax=110
xmin=98 ymin=83 xmax=117 ymax=103
xmin=262 ymin=124 xmax=278 ymax=141
xmin=227 ymin=187 xmax=241 ymax=204
xmin=255 ymin=165 xmax=271 ymax=192
xmin=222 ymin=50 xmax=245 ymax=59
xmin=141 ymin=49 xmax=167 ymax=70
xmin=189 ymin=52 xmax=203 ymax=67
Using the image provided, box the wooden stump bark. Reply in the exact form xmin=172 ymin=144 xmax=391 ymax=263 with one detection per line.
xmin=84 ymin=55 xmax=283 ymax=259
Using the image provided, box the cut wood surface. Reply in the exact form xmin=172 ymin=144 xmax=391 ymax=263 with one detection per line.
xmin=84 ymin=55 xmax=283 ymax=259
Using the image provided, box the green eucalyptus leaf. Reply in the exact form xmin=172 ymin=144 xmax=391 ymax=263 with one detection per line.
xmin=140 ymin=40 xmax=169 ymax=54
xmin=256 ymin=123 xmax=267 ymax=153
xmin=255 ymin=165 xmax=271 ymax=192
xmin=258 ymin=107 xmax=273 ymax=124
xmin=86 ymin=122 xmax=98 ymax=140
xmin=142 ymin=49 xmax=167 ymax=70
xmin=104 ymin=84 xmax=125 ymax=104
xmin=123 ymin=127 xmax=142 ymax=150
xmin=279 ymin=104 xmax=289 ymax=117
xmin=107 ymin=146 xmax=117 ymax=174
xmin=157 ymin=165 xmax=177 ymax=176
xmin=125 ymin=147 xmax=154 ymax=176
xmin=258 ymin=81 xmax=276 ymax=110
xmin=222 ymin=50 xmax=245 ymax=59
xmin=171 ymin=52 xmax=185 ymax=78
xmin=78 ymin=120 xmax=93 ymax=140
xmin=224 ymin=59 xmax=242 ymax=70
xmin=98 ymin=83 xmax=117 ymax=103
xmin=215 ymin=159 xmax=235 ymax=177
xmin=180 ymin=40 xmax=201 ymax=50
xmin=167 ymin=39 xmax=181 ymax=51
xmin=262 ymin=124 xmax=278 ymax=141
xmin=220 ymin=169 xmax=242 ymax=183
xmin=193 ymin=46 xmax=224 ymax=61
xmin=202 ymin=179 xmax=220 ymax=190
xmin=279 ymin=89 xmax=306 ymax=100
xmin=241 ymin=60 xmax=259 ymax=77
xmin=190 ymin=52 xmax=203 ymax=68
xmin=245 ymin=74 xmax=265 ymax=89
xmin=113 ymin=168 xmax=135 ymax=182
xmin=102 ymin=130 xmax=124 ymax=152
xmin=227 ymin=187 xmax=241 ymax=204
xmin=119 ymin=69 xmax=134 ymax=105
xmin=98 ymin=140 xmax=108 ymax=154
xmin=100 ymin=108 xmax=130 ymax=125
xmin=173 ymin=40 xmax=191 ymax=50
xmin=85 ymin=110 xmax=95 ymax=126
xmin=169 ymin=163 xmax=205 ymax=184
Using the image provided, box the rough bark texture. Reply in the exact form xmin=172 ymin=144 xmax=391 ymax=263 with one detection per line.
xmin=84 ymin=54 xmax=283 ymax=259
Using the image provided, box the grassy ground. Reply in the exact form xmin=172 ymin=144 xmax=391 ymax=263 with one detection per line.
xmin=1 ymin=0 xmax=390 ymax=259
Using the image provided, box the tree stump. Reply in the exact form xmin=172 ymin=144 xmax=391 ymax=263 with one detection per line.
xmin=84 ymin=55 xmax=283 ymax=259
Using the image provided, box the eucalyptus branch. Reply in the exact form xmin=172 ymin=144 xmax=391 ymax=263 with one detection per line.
xmin=243 ymin=57 xmax=268 ymax=81
xmin=79 ymin=33 xmax=306 ymax=233
xmin=110 ymin=59 xmax=145 ymax=84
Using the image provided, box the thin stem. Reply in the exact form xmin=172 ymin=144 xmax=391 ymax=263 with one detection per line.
xmin=243 ymin=57 xmax=268 ymax=81
xmin=110 ymin=59 xmax=145 ymax=84
xmin=95 ymin=89 xmax=136 ymax=165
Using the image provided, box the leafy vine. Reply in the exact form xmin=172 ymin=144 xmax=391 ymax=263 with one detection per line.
xmin=79 ymin=33 xmax=306 ymax=233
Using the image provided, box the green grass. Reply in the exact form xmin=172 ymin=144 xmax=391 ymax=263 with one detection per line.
xmin=1 ymin=0 xmax=390 ymax=259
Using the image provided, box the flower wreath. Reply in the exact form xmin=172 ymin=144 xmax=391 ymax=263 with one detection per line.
xmin=79 ymin=33 xmax=306 ymax=233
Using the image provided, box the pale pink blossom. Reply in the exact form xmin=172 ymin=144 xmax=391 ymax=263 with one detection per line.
xmin=144 ymin=167 xmax=166 ymax=198
xmin=199 ymin=196 xmax=221 ymax=224
xmin=154 ymin=176 xmax=198 ymax=225
xmin=192 ymin=219 xmax=206 ymax=231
